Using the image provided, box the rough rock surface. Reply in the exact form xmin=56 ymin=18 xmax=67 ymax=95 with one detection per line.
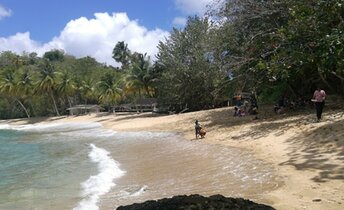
xmin=117 ymin=194 xmax=275 ymax=210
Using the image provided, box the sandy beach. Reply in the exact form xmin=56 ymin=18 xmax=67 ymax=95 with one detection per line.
xmin=4 ymin=105 xmax=344 ymax=210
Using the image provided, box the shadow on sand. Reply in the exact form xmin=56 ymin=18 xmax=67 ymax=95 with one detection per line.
xmin=279 ymin=118 xmax=344 ymax=182
xmin=203 ymin=106 xmax=344 ymax=183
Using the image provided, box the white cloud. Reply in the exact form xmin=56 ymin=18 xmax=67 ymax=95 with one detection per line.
xmin=0 ymin=32 xmax=42 ymax=53
xmin=0 ymin=12 xmax=170 ymax=67
xmin=172 ymin=17 xmax=187 ymax=27
xmin=174 ymin=0 xmax=213 ymax=15
xmin=0 ymin=5 xmax=12 ymax=20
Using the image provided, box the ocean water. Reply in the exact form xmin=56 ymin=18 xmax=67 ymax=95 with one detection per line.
xmin=0 ymin=122 xmax=281 ymax=210
xmin=0 ymin=122 xmax=124 ymax=210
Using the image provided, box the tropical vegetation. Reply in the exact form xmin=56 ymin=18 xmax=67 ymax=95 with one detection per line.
xmin=0 ymin=0 xmax=343 ymax=119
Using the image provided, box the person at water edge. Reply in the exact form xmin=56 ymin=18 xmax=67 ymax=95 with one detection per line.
xmin=195 ymin=120 xmax=201 ymax=139
xmin=195 ymin=120 xmax=206 ymax=139
xmin=312 ymin=87 xmax=326 ymax=122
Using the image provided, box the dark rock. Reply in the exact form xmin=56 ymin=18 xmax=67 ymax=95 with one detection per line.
xmin=117 ymin=194 xmax=276 ymax=210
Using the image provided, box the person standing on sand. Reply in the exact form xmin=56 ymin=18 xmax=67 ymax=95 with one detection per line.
xmin=312 ymin=87 xmax=326 ymax=122
xmin=195 ymin=120 xmax=201 ymax=139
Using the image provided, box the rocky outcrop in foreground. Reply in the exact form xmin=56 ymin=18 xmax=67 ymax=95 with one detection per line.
xmin=117 ymin=194 xmax=275 ymax=210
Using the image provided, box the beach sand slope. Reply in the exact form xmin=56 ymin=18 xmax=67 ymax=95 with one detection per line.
xmin=4 ymin=106 xmax=344 ymax=210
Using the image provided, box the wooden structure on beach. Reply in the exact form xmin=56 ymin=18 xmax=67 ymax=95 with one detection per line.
xmin=67 ymin=104 xmax=103 ymax=115
xmin=114 ymin=98 xmax=157 ymax=112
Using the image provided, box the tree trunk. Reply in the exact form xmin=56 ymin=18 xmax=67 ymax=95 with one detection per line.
xmin=144 ymin=85 xmax=152 ymax=97
xmin=15 ymin=97 xmax=30 ymax=118
xmin=330 ymin=71 xmax=344 ymax=96
xmin=318 ymin=68 xmax=335 ymax=93
xmin=66 ymin=97 xmax=72 ymax=108
xmin=51 ymin=93 xmax=60 ymax=116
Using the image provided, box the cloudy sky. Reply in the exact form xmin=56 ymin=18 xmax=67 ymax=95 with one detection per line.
xmin=0 ymin=0 xmax=214 ymax=66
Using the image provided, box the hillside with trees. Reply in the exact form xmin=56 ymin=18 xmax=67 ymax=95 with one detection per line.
xmin=1 ymin=0 xmax=343 ymax=119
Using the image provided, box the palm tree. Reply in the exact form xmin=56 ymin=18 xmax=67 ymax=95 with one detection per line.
xmin=56 ymin=71 xmax=75 ymax=108
xmin=112 ymin=41 xmax=131 ymax=69
xmin=128 ymin=53 xmax=155 ymax=97
xmin=97 ymin=72 xmax=122 ymax=109
xmin=0 ymin=68 xmax=31 ymax=118
xmin=80 ymin=78 xmax=96 ymax=105
xmin=36 ymin=61 xmax=60 ymax=116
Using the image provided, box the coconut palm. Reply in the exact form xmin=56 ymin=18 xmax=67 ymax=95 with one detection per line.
xmin=97 ymin=72 xmax=122 ymax=108
xmin=80 ymin=78 xmax=96 ymax=105
xmin=128 ymin=53 xmax=155 ymax=97
xmin=56 ymin=71 xmax=75 ymax=108
xmin=112 ymin=41 xmax=131 ymax=69
xmin=0 ymin=68 xmax=31 ymax=118
xmin=36 ymin=61 xmax=60 ymax=116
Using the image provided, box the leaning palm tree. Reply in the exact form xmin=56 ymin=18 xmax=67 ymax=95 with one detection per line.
xmin=0 ymin=68 xmax=31 ymax=118
xmin=16 ymin=68 xmax=34 ymax=117
xmin=35 ymin=61 xmax=60 ymax=116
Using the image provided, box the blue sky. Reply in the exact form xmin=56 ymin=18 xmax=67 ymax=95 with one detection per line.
xmin=0 ymin=0 xmax=215 ymax=66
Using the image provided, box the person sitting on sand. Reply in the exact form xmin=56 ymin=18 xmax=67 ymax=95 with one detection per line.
xmin=234 ymin=106 xmax=245 ymax=117
xmin=234 ymin=106 xmax=240 ymax=117
xmin=274 ymin=95 xmax=286 ymax=114
xmin=199 ymin=126 xmax=206 ymax=138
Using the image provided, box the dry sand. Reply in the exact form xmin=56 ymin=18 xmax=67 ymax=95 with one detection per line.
xmin=4 ymin=105 xmax=344 ymax=210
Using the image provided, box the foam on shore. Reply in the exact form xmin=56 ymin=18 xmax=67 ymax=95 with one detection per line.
xmin=0 ymin=122 xmax=102 ymax=133
xmin=73 ymin=144 xmax=125 ymax=210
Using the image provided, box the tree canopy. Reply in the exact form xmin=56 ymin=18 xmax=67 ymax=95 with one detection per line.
xmin=0 ymin=0 xmax=343 ymax=118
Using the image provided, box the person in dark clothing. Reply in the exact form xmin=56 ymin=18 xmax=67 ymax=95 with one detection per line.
xmin=249 ymin=93 xmax=258 ymax=115
xmin=195 ymin=120 xmax=201 ymax=139
xmin=274 ymin=96 xmax=286 ymax=114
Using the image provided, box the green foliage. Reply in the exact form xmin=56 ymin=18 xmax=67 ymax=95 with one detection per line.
xmin=0 ymin=50 xmax=124 ymax=118
xmin=97 ymin=72 xmax=122 ymax=107
xmin=210 ymin=0 xmax=344 ymax=100
xmin=1 ymin=0 xmax=343 ymax=118
xmin=259 ymin=81 xmax=289 ymax=103
xmin=43 ymin=49 xmax=65 ymax=62
xmin=112 ymin=41 xmax=131 ymax=69
xmin=155 ymin=16 xmax=228 ymax=110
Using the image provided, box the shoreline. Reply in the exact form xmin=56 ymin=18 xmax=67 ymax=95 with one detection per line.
xmin=3 ymin=106 xmax=344 ymax=210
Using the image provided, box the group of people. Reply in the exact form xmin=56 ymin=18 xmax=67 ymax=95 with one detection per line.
xmin=233 ymin=93 xmax=258 ymax=117
xmin=274 ymin=96 xmax=307 ymax=114
xmin=273 ymin=87 xmax=326 ymax=122
xmin=193 ymin=87 xmax=326 ymax=139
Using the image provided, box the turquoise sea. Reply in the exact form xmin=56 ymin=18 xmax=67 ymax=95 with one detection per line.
xmin=0 ymin=122 xmax=280 ymax=210
xmin=0 ymin=122 xmax=124 ymax=210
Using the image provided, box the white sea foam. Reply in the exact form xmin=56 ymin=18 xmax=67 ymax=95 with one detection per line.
xmin=0 ymin=122 xmax=102 ymax=133
xmin=130 ymin=185 xmax=148 ymax=197
xmin=62 ymin=128 xmax=117 ymax=139
xmin=73 ymin=144 xmax=125 ymax=210
xmin=0 ymin=124 xmax=11 ymax=130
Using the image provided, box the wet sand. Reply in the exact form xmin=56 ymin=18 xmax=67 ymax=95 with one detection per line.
xmin=95 ymin=132 xmax=280 ymax=209
xmin=4 ymin=105 xmax=344 ymax=210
